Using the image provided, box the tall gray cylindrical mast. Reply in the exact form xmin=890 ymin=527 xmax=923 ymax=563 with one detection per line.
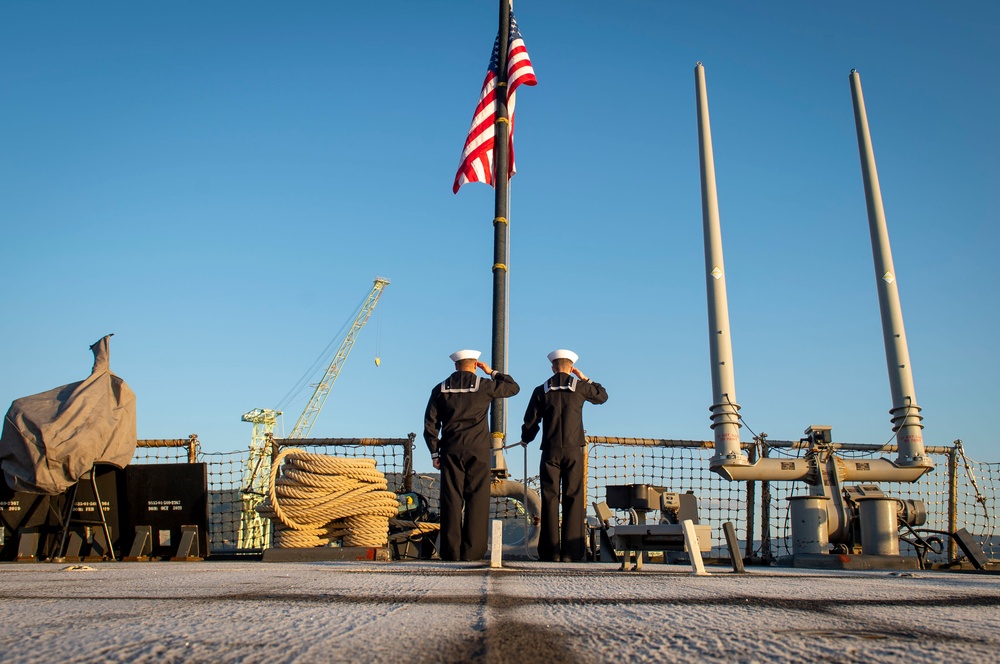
xmin=849 ymin=70 xmax=929 ymax=468
xmin=695 ymin=63 xmax=747 ymax=470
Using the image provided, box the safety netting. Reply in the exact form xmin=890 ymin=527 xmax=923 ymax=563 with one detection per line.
xmin=134 ymin=436 xmax=997 ymax=564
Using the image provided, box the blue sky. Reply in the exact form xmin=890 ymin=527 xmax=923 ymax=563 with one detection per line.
xmin=2 ymin=1 xmax=997 ymax=472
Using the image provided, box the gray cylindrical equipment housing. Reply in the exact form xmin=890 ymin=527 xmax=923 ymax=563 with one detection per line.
xmin=788 ymin=495 xmax=830 ymax=555
xmin=857 ymin=496 xmax=900 ymax=556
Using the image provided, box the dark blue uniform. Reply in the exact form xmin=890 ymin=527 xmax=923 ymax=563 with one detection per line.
xmin=521 ymin=373 xmax=608 ymax=561
xmin=424 ymin=370 xmax=519 ymax=560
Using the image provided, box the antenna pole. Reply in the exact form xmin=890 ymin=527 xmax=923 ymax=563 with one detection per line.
xmin=849 ymin=70 xmax=929 ymax=469
xmin=695 ymin=63 xmax=747 ymax=470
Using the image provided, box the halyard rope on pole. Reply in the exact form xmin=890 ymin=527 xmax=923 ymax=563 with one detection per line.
xmin=256 ymin=447 xmax=399 ymax=548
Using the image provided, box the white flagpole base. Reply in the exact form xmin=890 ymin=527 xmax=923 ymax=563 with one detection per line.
xmin=490 ymin=519 xmax=503 ymax=569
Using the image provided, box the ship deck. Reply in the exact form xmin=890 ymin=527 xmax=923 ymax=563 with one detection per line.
xmin=1 ymin=560 xmax=998 ymax=663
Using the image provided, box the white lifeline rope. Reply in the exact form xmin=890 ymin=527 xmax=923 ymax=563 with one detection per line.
xmin=256 ymin=448 xmax=399 ymax=548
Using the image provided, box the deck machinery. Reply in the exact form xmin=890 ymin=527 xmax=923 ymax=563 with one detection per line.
xmin=695 ymin=64 xmax=933 ymax=569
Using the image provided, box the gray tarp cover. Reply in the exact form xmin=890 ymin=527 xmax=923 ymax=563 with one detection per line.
xmin=0 ymin=335 xmax=136 ymax=494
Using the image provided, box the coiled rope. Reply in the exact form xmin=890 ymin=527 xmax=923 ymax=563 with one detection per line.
xmin=256 ymin=447 xmax=399 ymax=548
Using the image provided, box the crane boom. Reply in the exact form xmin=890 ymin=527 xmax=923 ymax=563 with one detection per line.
xmin=288 ymin=276 xmax=390 ymax=439
xmin=237 ymin=276 xmax=390 ymax=550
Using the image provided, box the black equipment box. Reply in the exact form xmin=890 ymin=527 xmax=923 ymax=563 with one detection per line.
xmin=124 ymin=463 xmax=209 ymax=558
xmin=65 ymin=464 xmax=127 ymax=545
xmin=1 ymin=464 xmax=126 ymax=561
xmin=606 ymin=484 xmax=665 ymax=511
xmin=0 ymin=485 xmax=60 ymax=560
xmin=56 ymin=463 xmax=125 ymax=557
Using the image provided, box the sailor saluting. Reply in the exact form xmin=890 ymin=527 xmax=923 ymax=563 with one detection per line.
xmin=423 ymin=349 xmax=519 ymax=561
xmin=521 ymin=349 xmax=608 ymax=562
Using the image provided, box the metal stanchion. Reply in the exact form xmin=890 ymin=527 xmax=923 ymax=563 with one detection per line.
xmin=502 ymin=439 xmax=536 ymax=560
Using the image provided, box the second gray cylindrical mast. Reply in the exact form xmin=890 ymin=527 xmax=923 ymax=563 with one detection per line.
xmin=695 ymin=62 xmax=747 ymax=470
xmin=849 ymin=70 xmax=929 ymax=469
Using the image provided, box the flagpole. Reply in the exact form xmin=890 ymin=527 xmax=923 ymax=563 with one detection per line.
xmin=490 ymin=0 xmax=512 ymax=477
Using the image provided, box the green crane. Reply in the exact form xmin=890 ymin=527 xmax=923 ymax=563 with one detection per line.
xmin=238 ymin=276 xmax=390 ymax=549
xmin=286 ymin=276 xmax=391 ymax=439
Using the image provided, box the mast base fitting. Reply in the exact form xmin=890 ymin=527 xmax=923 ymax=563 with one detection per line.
xmin=893 ymin=454 xmax=934 ymax=469
xmin=709 ymin=452 xmax=749 ymax=470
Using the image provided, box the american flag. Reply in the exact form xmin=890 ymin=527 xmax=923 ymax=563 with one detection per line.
xmin=452 ymin=12 xmax=537 ymax=194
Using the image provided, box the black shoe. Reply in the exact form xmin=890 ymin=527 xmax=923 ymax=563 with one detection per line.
xmin=560 ymin=555 xmax=574 ymax=563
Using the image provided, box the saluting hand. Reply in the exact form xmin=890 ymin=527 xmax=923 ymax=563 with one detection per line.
xmin=571 ymin=367 xmax=589 ymax=382
xmin=476 ymin=361 xmax=494 ymax=375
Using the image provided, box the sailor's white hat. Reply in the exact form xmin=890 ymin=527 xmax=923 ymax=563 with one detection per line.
xmin=450 ymin=349 xmax=482 ymax=362
xmin=547 ymin=349 xmax=579 ymax=364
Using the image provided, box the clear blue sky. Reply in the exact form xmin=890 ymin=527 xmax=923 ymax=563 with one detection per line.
xmin=2 ymin=1 xmax=997 ymax=472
